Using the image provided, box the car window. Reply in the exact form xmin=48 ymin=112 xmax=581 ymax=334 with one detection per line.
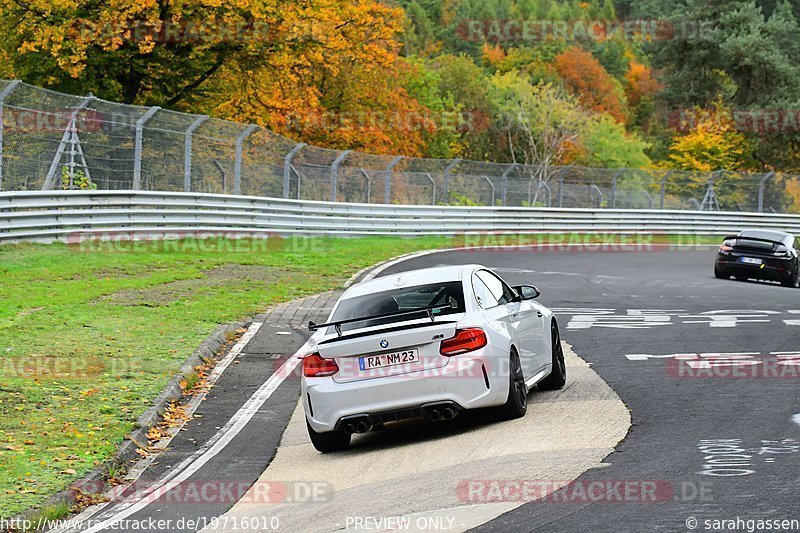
xmin=472 ymin=275 xmax=500 ymax=309
xmin=476 ymin=270 xmax=514 ymax=305
xmin=330 ymin=281 xmax=465 ymax=332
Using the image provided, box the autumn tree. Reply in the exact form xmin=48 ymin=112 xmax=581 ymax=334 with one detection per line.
xmin=489 ymin=72 xmax=588 ymax=204
xmin=554 ymin=46 xmax=628 ymax=123
xmin=668 ymin=108 xmax=751 ymax=172
xmin=0 ymin=0 xmax=403 ymax=108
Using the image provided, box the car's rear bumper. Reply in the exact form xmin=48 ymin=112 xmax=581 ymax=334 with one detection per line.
xmin=716 ymin=254 xmax=794 ymax=281
xmin=303 ymin=354 xmax=505 ymax=432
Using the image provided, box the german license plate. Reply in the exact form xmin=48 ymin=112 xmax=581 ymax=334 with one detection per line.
xmin=741 ymin=257 xmax=763 ymax=265
xmin=359 ymin=350 xmax=419 ymax=371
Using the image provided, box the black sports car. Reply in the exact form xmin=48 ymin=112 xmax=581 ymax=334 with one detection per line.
xmin=715 ymin=230 xmax=799 ymax=287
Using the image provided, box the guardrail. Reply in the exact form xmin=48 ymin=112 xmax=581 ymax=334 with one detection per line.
xmin=2 ymin=190 xmax=800 ymax=243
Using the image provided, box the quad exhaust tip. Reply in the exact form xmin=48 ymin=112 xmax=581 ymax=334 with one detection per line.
xmin=426 ymin=405 xmax=458 ymax=422
xmin=342 ymin=419 xmax=372 ymax=434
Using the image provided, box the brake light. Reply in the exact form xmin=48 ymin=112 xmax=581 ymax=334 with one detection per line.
xmin=440 ymin=328 xmax=487 ymax=356
xmin=303 ymin=353 xmax=339 ymax=377
xmin=720 ymin=240 xmax=734 ymax=252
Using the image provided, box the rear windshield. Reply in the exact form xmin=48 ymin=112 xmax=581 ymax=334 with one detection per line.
xmin=330 ymin=281 xmax=465 ymax=332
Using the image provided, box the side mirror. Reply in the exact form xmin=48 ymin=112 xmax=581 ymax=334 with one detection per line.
xmin=513 ymin=285 xmax=541 ymax=300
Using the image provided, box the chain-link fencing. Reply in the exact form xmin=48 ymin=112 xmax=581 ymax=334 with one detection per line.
xmin=0 ymin=79 xmax=797 ymax=213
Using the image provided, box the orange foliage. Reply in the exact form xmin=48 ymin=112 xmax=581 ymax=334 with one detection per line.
xmin=624 ymin=59 xmax=661 ymax=108
xmin=481 ymin=43 xmax=506 ymax=67
xmin=554 ymin=46 xmax=627 ymax=123
xmin=205 ymin=0 xmax=433 ymax=156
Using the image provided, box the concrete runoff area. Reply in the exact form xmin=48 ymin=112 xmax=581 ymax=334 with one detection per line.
xmin=207 ymin=344 xmax=630 ymax=532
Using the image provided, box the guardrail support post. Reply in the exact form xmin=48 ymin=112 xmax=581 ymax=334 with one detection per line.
xmin=330 ymin=150 xmax=351 ymax=202
xmin=234 ymin=124 xmax=258 ymax=195
xmin=184 ymin=115 xmax=209 ymax=192
xmin=757 ymin=171 xmax=775 ymax=213
xmin=443 ymin=159 xmax=461 ymax=203
xmin=500 ymin=164 xmax=516 ymax=206
xmin=43 ymin=93 xmax=95 ymax=190
xmin=383 ymin=156 xmax=403 ymax=204
xmin=0 ymin=80 xmax=21 ymax=191
xmin=283 ymin=142 xmax=305 ymax=198
xmin=133 ymin=106 xmax=160 ymax=190
xmin=660 ymin=170 xmax=673 ymax=209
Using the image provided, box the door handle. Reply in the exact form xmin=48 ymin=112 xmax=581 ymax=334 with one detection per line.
xmin=537 ymin=311 xmax=543 ymax=317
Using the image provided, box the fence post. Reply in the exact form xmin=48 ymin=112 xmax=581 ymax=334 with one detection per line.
xmin=660 ymin=170 xmax=673 ymax=209
xmin=426 ymin=173 xmax=436 ymax=205
xmin=382 ymin=156 xmax=404 ymax=204
xmin=330 ymin=150 xmax=351 ymax=202
xmin=482 ymin=176 xmax=496 ymax=205
xmin=556 ymin=166 xmax=573 ymax=207
xmin=500 ymin=164 xmax=516 ymax=206
xmin=282 ymin=142 xmax=305 ymax=198
xmin=590 ymin=183 xmax=604 ymax=208
xmin=757 ymin=171 xmax=775 ymax=213
xmin=43 ymin=93 xmax=95 ymax=190
xmin=132 ymin=106 xmax=160 ymax=190
xmin=184 ymin=115 xmax=208 ymax=192
xmin=443 ymin=159 xmax=461 ymax=203
xmin=0 ymin=80 xmax=21 ymax=191
xmin=610 ymin=169 xmax=625 ymax=209
xmin=234 ymin=124 xmax=259 ymax=195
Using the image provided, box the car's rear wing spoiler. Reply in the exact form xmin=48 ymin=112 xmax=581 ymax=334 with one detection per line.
xmin=308 ymin=302 xmax=456 ymax=337
xmin=727 ymin=235 xmax=784 ymax=246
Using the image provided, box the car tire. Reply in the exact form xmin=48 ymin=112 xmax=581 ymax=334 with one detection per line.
xmin=781 ymin=266 xmax=799 ymax=288
xmin=539 ymin=320 xmax=567 ymax=391
xmin=714 ymin=265 xmax=727 ymax=279
xmin=306 ymin=421 xmax=351 ymax=453
xmin=498 ymin=349 xmax=527 ymax=420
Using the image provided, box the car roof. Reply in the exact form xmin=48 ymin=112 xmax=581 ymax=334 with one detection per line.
xmin=738 ymin=229 xmax=793 ymax=243
xmin=343 ymin=264 xmax=485 ymax=299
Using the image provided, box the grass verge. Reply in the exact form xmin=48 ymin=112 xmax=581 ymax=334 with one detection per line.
xmin=0 ymin=233 xmax=718 ymax=515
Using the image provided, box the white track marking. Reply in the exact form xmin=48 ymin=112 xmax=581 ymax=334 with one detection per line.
xmin=51 ymin=322 xmax=264 ymax=532
xmin=793 ymin=414 xmax=800 ymax=427
xmin=75 ymin=334 xmax=312 ymax=533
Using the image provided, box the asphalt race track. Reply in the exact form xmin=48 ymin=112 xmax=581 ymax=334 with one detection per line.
xmin=53 ymin=247 xmax=800 ymax=532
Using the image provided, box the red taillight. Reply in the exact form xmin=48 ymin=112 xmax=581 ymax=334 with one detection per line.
xmin=720 ymin=244 xmax=733 ymax=252
xmin=303 ymin=353 xmax=339 ymax=377
xmin=440 ymin=328 xmax=487 ymax=356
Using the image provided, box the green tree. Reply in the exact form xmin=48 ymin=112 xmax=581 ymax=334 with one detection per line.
xmin=581 ymin=115 xmax=652 ymax=168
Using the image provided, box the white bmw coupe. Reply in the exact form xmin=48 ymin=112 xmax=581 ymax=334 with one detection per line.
xmin=301 ymin=264 xmax=566 ymax=452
